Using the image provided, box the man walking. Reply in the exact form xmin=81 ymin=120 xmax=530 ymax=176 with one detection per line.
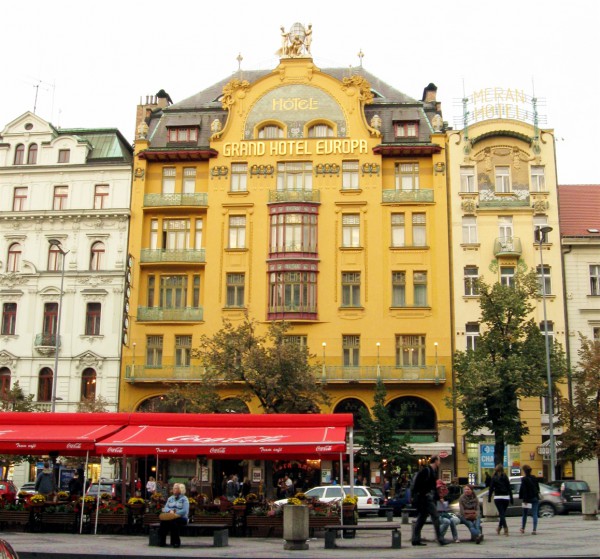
xmin=411 ymin=455 xmax=447 ymax=546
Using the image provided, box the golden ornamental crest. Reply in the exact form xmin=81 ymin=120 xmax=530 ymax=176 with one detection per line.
xmin=341 ymin=75 xmax=374 ymax=104
xmin=221 ymin=79 xmax=250 ymax=111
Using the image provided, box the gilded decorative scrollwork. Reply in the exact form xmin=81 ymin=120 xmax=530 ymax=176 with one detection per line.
xmin=361 ymin=163 xmax=380 ymax=176
xmin=532 ymin=199 xmax=549 ymax=214
xmin=221 ymin=79 xmax=250 ymax=111
xmin=461 ymin=199 xmax=477 ymax=215
xmin=341 ymin=75 xmax=374 ymax=105
xmin=250 ymin=164 xmax=274 ymax=176
xmin=315 ymin=163 xmax=340 ymax=176
xmin=211 ymin=166 xmax=229 ymax=178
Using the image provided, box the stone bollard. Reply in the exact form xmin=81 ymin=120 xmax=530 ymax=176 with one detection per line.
xmin=481 ymin=498 xmax=498 ymax=522
xmin=582 ymin=492 xmax=598 ymax=520
xmin=401 ymin=508 xmax=410 ymax=524
xmin=283 ymin=505 xmax=309 ymax=550
xmin=386 ymin=508 xmax=394 ymax=522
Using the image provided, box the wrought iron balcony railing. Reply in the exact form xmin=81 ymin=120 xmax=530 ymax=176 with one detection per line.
xmin=125 ymin=365 xmax=208 ymax=382
xmin=319 ymin=365 xmax=445 ymax=383
xmin=143 ymin=193 xmax=208 ymax=207
xmin=382 ymin=189 xmax=434 ymax=203
xmin=136 ymin=307 xmax=204 ymax=322
xmin=34 ymin=333 xmax=59 ymax=347
xmin=140 ymin=248 xmax=206 ymax=263
xmin=493 ymin=236 xmax=522 ymax=257
xmin=269 ymin=190 xmax=320 ymax=203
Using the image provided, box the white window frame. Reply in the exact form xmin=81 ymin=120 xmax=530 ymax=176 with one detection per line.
xmin=342 ymin=214 xmax=360 ymax=248
xmin=460 ymin=166 xmax=476 ymax=192
xmin=495 ymin=166 xmax=511 ymax=193
xmin=342 ymin=160 xmax=359 ymax=190
xmin=230 ymin=163 xmax=248 ymax=192
xmin=530 ymin=166 xmax=546 ymax=192
xmin=462 ymin=216 xmax=478 ymax=244
xmin=229 ymin=216 xmax=246 ymax=249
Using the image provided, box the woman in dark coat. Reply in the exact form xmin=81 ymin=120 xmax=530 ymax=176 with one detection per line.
xmin=488 ymin=464 xmax=513 ymax=535
xmin=519 ymin=465 xmax=540 ymax=534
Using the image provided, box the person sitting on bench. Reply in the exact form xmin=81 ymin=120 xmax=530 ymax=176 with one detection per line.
xmin=159 ymin=483 xmax=189 ymax=548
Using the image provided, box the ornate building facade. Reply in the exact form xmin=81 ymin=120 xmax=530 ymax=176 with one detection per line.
xmin=122 ymin=24 xmax=455 ymax=483
xmin=447 ymin=108 xmax=567 ymax=481
xmin=0 ymin=112 xmax=132 ymax=485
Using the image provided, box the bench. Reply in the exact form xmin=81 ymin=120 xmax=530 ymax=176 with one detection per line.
xmin=323 ymin=522 xmax=402 ymax=549
xmin=148 ymin=522 xmax=229 ymax=547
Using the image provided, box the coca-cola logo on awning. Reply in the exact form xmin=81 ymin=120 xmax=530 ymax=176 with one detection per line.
xmin=316 ymin=446 xmax=333 ymax=452
xmin=167 ymin=435 xmax=287 ymax=444
xmin=106 ymin=447 xmax=124 ymax=454
xmin=209 ymin=447 xmax=227 ymax=454
xmin=66 ymin=443 xmax=82 ymax=449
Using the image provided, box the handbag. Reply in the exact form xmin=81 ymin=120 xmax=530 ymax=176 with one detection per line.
xmin=463 ymin=509 xmax=477 ymax=520
xmin=159 ymin=511 xmax=178 ymax=521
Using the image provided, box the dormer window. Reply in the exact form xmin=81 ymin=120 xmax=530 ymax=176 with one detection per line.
xmin=394 ymin=121 xmax=419 ymax=138
xmin=167 ymin=127 xmax=198 ymax=142
xmin=258 ymin=125 xmax=284 ymax=139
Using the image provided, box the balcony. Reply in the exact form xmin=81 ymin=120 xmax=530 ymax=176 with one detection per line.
xmin=319 ymin=365 xmax=445 ymax=383
xmin=140 ymin=248 xmax=206 ymax=264
xmin=125 ymin=365 xmax=207 ymax=383
xmin=34 ymin=333 xmax=59 ymax=355
xmin=382 ymin=189 xmax=434 ymax=203
xmin=136 ymin=306 xmax=204 ymax=322
xmin=268 ymin=190 xmax=320 ymax=203
xmin=143 ymin=193 xmax=208 ymax=207
xmin=478 ymin=189 xmax=530 ymax=208
xmin=494 ymin=236 xmax=522 ymax=257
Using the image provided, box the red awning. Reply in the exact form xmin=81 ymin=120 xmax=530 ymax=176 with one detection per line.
xmin=96 ymin=424 xmax=347 ymax=458
xmin=0 ymin=412 xmax=129 ymax=455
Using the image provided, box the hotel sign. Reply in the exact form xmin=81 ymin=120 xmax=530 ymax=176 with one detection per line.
xmin=465 ymin=87 xmax=538 ymax=124
xmin=223 ymin=139 xmax=367 ymax=157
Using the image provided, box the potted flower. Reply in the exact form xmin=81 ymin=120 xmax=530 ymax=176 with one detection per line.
xmin=342 ymin=495 xmax=358 ymax=508
xmin=78 ymin=495 xmax=96 ymax=513
xmin=246 ymin=492 xmax=258 ymax=503
xmin=286 ymin=497 xmax=302 ymax=506
xmin=196 ymin=492 xmax=208 ymax=504
xmin=232 ymin=496 xmax=247 ymax=513
xmin=56 ymin=491 xmax=69 ymax=502
xmin=30 ymin=494 xmax=46 ymax=505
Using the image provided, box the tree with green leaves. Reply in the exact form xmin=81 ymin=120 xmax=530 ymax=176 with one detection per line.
xmin=557 ymin=335 xmax=600 ymax=484
xmin=448 ymin=270 xmax=566 ymax=467
xmin=77 ymin=395 xmax=111 ymax=413
xmin=0 ymin=380 xmax=37 ymax=477
xmin=358 ymin=379 xmax=413 ymax=484
xmin=193 ymin=316 xmax=330 ymax=413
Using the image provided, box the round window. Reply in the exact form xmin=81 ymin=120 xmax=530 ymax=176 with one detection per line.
xmin=24 ymin=123 xmax=33 ymax=130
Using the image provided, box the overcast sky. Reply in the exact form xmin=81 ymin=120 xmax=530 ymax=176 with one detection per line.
xmin=2 ymin=0 xmax=598 ymax=184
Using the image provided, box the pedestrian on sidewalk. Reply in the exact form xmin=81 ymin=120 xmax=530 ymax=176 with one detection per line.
xmin=519 ymin=465 xmax=540 ymax=535
xmin=459 ymin=485 xmax=483 ymax=543
xmin=488 ymin=464 xmax=513 ymax=536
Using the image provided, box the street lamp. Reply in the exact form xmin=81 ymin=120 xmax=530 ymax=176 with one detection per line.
xmin=48 ymin=239 xmax=68 ymax=413
xmin=434 ymin=342 xmax=439 ymax=383
xmin=376 ymin=342 xmax=381 ymax=379
xmin=536 ymin=225 xmax=556 ymax=482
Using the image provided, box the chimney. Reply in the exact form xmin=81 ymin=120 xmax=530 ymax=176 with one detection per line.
xmin=134 ymin=89 xmax=173 ymax=141
xmin=422 ymin=83 xmax=438 ymax=104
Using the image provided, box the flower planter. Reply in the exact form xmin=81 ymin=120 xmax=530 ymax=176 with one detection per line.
xmin=283 ymin=505 xmax=309 ymax=550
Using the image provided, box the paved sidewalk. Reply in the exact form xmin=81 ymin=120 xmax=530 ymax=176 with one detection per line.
xmin=1 ymin=515 xmax=598 ymax=558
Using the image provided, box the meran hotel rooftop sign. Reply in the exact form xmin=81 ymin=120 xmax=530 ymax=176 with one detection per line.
xmin=464 ymin=87 xmax=541 ymax=125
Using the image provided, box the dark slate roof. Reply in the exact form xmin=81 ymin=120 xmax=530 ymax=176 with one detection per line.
xmin=146 ymin=66 xmax=440 ymax=149
xmin=59 ymin=128 xmax=133 ymax=162
xmin=558 ymin=185 xmax=600 ymax=237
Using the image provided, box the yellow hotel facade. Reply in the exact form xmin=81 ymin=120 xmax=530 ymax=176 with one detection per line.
xmin=121 ymin=26 xmax=455 ymax=481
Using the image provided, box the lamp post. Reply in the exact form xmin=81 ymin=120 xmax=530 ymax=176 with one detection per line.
xmin=434 ymin=342 xmax=439 ymax=383
xmin=536 ymin=225 xmax=556 ymax=482
xmin=376 ymin=342 xmax=381 ymax=379
xmin=321 ymin=342 xmax=327 ymax=384
xmin=48 ymin=239 xmax=68 ymax=413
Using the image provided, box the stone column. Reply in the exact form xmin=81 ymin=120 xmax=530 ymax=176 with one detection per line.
xmin=283 ymin=505 xmax=309 ymax=550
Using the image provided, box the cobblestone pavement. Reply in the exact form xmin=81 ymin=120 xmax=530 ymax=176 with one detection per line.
xmin=1 ymin=514 xmax=598 ymax=558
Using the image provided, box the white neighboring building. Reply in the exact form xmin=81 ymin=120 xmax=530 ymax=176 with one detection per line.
xmin=558 ymin=184 xmax=600 ymax=493
xmin=0 ymin=112 xmax=132 ymax=485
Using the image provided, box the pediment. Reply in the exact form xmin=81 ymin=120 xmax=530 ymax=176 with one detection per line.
xmin=1 ymin=111 xmax=57 ymax=139
xmin=0 ymin=350 xmax=18 ymax=368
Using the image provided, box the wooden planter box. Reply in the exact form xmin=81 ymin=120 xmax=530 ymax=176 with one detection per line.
xmin=0 ymin=510 xmax=30 ymax=530
xmin=42 ymin=512 xmax=78 ymax=533
xmin=246 ymin=515 xmax=283 ymax=537
xmin=95 ymin=514 xmax=129 ymax=533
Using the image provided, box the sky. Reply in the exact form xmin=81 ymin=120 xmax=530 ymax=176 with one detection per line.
xmin=2 ymin=0 xmax=598 ymax=185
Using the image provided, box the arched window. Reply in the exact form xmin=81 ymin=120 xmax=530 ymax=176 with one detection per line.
xmin=13 ymin=144 xmax=25 ymax=165
xmin=333 ymin=398 xmax=369 ymax=430
xmin=387 ymin=396 xmax=437 ymax=432
xmin=90 ymin=242 xmax=105 ymax=270
xmin=258 ymin=124 xmax=284 ymax=139
xmin=308 ymin=123 xmax=334 ymax=137
xmin=38 ymin=367 xmax=53 ymax=402
xmin=81 ymin=368 xmax=96 ymax=401
xmin=48 ymin=243 xmax=63 ymax=271
xmin=27 ymin=144 xmax=38 ymax=165
xmin=0 ymin=367 xmax=11 ymax=398
xmin=7 ymin=243 xmax=21 ymax=272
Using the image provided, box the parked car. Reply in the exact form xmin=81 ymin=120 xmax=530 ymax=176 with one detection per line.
xmin=18 ymin=482 xmax=36 ymax=495
xmin=86 ymin=479 xmax=128 ymax=501
xmin=449 ymin=480 xmax=564 ymax=517
xmin=0 ymin=480 xmax=17 ymax=501
xmin=548 ymin=480 xmax=590 ymax=513
xmin=274 ymin=485 xmax=381 ymax=515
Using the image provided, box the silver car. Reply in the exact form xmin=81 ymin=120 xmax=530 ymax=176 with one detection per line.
xmin=450 ymin=481 xmax=564 ymax=517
